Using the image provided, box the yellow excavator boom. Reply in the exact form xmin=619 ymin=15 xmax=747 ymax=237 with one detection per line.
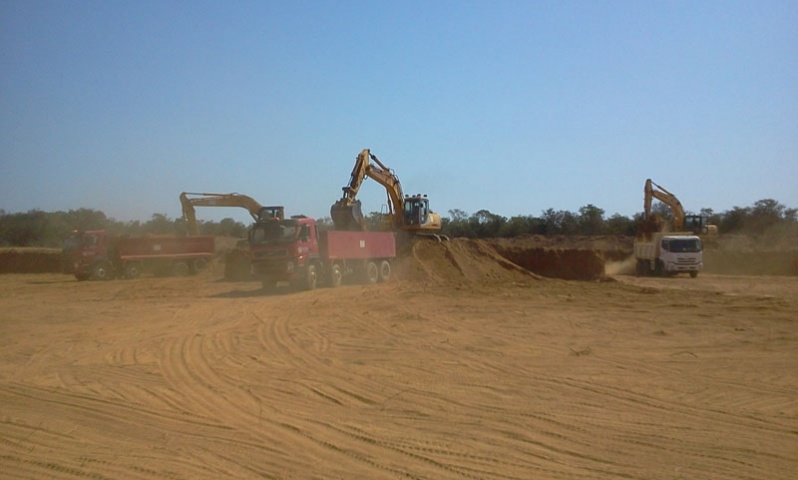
xmin=644 ymin=179 xmax=686 ymax=231
xmin=641 ymin=179 xmax=717 ymax=239
xmin=330 ymin=149 xmax=442 ymax=233
xmin=179 ymin=192 xmax=283 ymax=235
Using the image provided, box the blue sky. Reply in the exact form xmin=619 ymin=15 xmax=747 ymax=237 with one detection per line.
xmin=2 ymin=0 xmax=796 ymax=225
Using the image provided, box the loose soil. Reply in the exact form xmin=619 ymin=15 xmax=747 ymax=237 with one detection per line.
xmin=1 ymin=236 xmax=796 ymax=479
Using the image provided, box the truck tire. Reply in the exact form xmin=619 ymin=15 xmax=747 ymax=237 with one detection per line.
xmin=378 ymin=260 xmax=391 ymax=282
xmin=366 ymin=261 xmax=379 ymax=284
xmin=655 ymin=260 xmax=664 ymax=277
xmin=690 ymin=271 xmax=698 ymax=278
xmin=124 ymin=262 xmax=142 ymax=279
xmin=329 ymin=264 xmax=342 ymax=288
xmin=305 ymin=263 xmax=318 ymax=290
xmin=173 ymin=261 xmax=190 ymax=277
xmin=191 ymin=258 xmax=208 ymax=274
xmin=91 ymin=260 xmax=114 ymax=281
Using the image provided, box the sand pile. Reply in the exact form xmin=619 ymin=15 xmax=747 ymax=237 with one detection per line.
xmin=393 ymin=238 xmax=537 ymax=285
xmin=393 ymin=237 xmax=608 ymax=284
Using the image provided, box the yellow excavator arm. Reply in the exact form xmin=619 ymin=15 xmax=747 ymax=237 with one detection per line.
xmin=641 ymin=179 xmax=717 ymax=238
xmin=179 ymin=192 xmax=283 ymax=235
xmin=330 ymin=149 xmax=442 ymax=233
xmin=644 ymin=179 xmax=686 ymax=231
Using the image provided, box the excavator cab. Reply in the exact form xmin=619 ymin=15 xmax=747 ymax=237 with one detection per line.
xmin=683 ymin=214 xmax=718 ymax=239
xmin=403 ymin=195 xmax=430 ymax=226
xmin=258 ymin=206 xmax=285 ymax=222
xmin=683 ymin=215 xmax=705 ymax=235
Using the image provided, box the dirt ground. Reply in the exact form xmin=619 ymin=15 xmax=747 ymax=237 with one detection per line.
xmin=1 ymin=238 xmax=796 ymax=479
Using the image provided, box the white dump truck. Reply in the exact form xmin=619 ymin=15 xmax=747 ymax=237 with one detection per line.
xmin=634 ymin=232 xmax=703 ymax=278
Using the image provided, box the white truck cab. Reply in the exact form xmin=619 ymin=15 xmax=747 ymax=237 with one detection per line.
xmin=634 ymin=233 xmax=703 ymax=278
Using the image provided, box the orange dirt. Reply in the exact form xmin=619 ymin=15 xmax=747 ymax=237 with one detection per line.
xmin=1 ymin=236 xmax=796 ymax=479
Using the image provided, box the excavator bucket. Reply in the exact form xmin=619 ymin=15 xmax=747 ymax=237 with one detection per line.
xmin=330 ymin=200 xmax=366 ymax=231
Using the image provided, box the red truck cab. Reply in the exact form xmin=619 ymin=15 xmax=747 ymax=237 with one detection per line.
xmin=69 ymin=230 xmax=113 ymax=280
xmin=249 ymin=216 xmax=319 ymax=287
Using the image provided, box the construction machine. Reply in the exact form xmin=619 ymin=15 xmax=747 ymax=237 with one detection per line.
xmin=179 ymin=192 xmax=284 ymax=235
xmin=640 ymin=179 xmax=717 ymax=238
xmin=634 ymin=179 xmax=715 ymax=278
xmin=330 ymin=149 xmax=443 ymax=237
xmin=179 ymin=192 xmax=285 ymax=279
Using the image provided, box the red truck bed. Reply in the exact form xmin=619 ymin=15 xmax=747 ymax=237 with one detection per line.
xmin=115 ymin=235 xmax=215 ymax=260
xmin=320 ymin=231 xmax=395 ymax=260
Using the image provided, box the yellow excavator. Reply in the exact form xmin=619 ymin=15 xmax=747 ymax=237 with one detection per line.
xmin=180 ymin=192 xmax=284 ymax=235
xmin=640 ymin=179 xmax=717 ymax=239
xmin=179 ymin=192 xmax=284 ymax=279
xmin=330 ymin=149 xmax=443 ymax=237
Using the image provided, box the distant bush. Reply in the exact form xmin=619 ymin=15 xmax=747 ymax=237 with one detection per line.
xmin=0 ymin=198 xmax=794 ymax=247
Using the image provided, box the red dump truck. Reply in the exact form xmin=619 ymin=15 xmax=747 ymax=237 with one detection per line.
xmin=248 ymin=216 xmax=396 ymax=290
xmin=67 ymin=230 xmax=215 ymax=281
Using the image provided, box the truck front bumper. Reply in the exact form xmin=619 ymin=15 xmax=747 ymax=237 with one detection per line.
xmin=665 ymin=261 xmax=703 ymax=272
xmin=252 ymin=259 xmax=304 ymax=282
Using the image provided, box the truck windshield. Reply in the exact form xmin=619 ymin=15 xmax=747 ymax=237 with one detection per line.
xmin=63 ymin=236 xmax=80 ymax=250
xmin=663 ymin=238 xmax=701 ymax=253
xmin=81 ymin=235 xmax=98 ymax=247
xmin=250 ymin=220 xmax=299 ymax=245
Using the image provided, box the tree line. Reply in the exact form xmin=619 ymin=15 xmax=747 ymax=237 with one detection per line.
xmin=439 ymin=199 xmax=797 ymax=239
xmin=0 ymin=198 xmax=795 ymax=248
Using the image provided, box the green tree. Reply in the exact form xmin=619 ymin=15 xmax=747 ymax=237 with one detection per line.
xmin=578 ymin=204 xmax=606 ymax=235
xmin=540 ymin=208 xmax=563 ymax=234
xmin=747 ymin=199 xmax=785 ymax=233
xmin=719 ymin=206 xmax=749 ymax=233
xmin=606 ymin=213 xmax=635 ymax=235
xmin=499 ymin=215 xmax=538 ymax=237
xmin=469 ymin=210 xmax=506 ymax=238
xmin=144 ymin=213 xmax=177 ymax=234
xmin=443 ymin=209 xmax=472 ymax=238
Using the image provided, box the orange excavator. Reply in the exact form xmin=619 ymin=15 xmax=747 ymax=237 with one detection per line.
xmin=330 ymin=149 xmax=443 ymax=237
xmin=179 ymin=192 xmax=284 ymax=279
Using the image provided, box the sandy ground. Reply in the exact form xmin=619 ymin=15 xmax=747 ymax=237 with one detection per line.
xmin=1 ymin=240 xmax=797 ymax=479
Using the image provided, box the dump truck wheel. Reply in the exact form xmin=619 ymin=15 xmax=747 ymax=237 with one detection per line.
xmin=192 ymin=258 xmax=208 ymax=274
xmin=378 ymin=260 xmax=391 ymax=282
xmin=173 ymin=261 xmax=190 ymax=277
xmin=91 ymin=261 xmax=114 ymax=281
xmin=366 ymin=261 xmax=379 ymax=284
xmin=329 ymin=264 xmax=342 ymax=288
xmin=124 ymin=262 xmax=142 ymax=279
xmin=690 ymin=271 xmax=698 ymax=278
xmin=305 ymin=263 xmax=318 ymax=290
xmin=654 ymin=260 xmax=664 ymax=277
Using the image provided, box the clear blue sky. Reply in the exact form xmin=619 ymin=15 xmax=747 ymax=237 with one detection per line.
xmin=2 ymin=0 xmax=796 ymax=225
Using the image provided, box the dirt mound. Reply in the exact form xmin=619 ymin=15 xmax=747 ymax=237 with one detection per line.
xmin=393 ymin=237 xmax=607 ymax=284
xmin=490 ymin=243 xmax=606 ymax=281
xmin=0 ymin=248 xmax=63 ymax=274
xmin=393 ymin=238 xmax=538 ymax=285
